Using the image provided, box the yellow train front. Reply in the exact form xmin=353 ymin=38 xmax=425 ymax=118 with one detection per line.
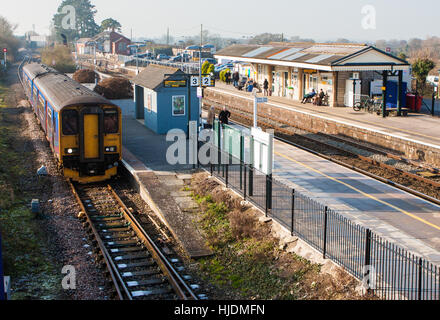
xmin=21 ymin=63 xmax=122 ymax=183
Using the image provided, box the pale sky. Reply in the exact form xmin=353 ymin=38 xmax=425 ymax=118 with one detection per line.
xmin=1 ymin=0 xmax=439 ymax=41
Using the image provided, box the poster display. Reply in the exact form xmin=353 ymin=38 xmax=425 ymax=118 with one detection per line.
xmin=172 ymin=95 xmax=186 ymax=116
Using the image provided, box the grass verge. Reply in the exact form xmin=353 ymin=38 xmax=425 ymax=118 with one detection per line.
xmin=190 ymin=172 xmax=365 ymax=300
xmin=0 ymin=81 xmax=64 ymax=299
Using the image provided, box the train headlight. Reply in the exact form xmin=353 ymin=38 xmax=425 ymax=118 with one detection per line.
xmin=65 ymin=148 xmax=79 ymax=155
xmin=105 ymin=146 xmax=117 ymax=153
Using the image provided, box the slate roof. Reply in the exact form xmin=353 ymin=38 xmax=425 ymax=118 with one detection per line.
xmin=215 ymin=43 xmax=369 ymax=66
xmin=215 ymin=43 xmax=410 ymax=70
xmin=132 ymin=64 xmax=185 ymax=90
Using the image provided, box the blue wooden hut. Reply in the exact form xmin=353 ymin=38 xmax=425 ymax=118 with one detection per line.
xmin=133 ymin=65 xmax=199 ymax=134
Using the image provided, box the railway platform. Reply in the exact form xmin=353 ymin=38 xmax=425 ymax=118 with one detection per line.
xmin=120 ymin=105 xmax=440 ymax=265
xmin=121 ymin=117 xmax=212 ymax=259
xmin=221 ymin=120 xmax=440 ymax=265
xmin=205 ymin=83 xmax=440 ymax=168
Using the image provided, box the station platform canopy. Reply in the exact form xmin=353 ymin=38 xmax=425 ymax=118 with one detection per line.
xmin=215 ymin=42 xmax=410 ymax=72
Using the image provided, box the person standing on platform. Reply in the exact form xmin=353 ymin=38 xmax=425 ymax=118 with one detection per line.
xmin=233 ymin=72 xmax=239 ymax=87
xmin=264 ymin=79 xmax=269 ymax=96
xmin=206 ymin=106 xmax=215 ymax=129
xmin=219 ymin=106 xmax=231 ymax=125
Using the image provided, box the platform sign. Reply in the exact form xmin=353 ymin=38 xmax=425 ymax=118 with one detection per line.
xmin=164 ymin=79 xmax=187 ymax=88
xmin=256 ymin=97 xmax=268 ymax=104
xmin=191 ymin=75 xmax=215 ymax=87
xmin=197 ymin=87 xmax=203 ymax=98
xmin=202 ymin=75 xmax=211 ymax=87
xmin=190 ymin=76 xmax=200 ymax=87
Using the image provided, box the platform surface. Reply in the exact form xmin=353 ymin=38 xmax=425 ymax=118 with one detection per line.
xmin=121 ymin=105 xmax=440 ymax=264
xmin=122 ymin=117 xmax=212 ymax=258
xmin=222 ymin=120 xmax=440 ymax=264
xmin=209 ymin=83 xmax=440 ymax=150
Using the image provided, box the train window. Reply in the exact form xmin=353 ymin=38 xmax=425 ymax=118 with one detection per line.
xmin=62 ymin=110 xmax=79 ymax=135
xmin=104 ymin=109 xmax=118 ymax=134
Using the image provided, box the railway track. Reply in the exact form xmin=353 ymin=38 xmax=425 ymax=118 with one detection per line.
xmin=207 ymin=104 xmax=440 ymax=205
xmin=69 ymin=181 xmax=203 ymax=300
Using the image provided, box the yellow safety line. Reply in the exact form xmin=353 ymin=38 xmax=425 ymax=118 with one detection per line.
xmin=274 ymin=151 xmax=440 ymax=232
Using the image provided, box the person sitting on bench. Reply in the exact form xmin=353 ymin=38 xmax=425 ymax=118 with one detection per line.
xmin=301 ymin=89 xmax=316 ymax=104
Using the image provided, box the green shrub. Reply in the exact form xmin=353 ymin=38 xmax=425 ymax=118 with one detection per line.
xmin=41 ymin=45 xmax=76 ymax=73
xmin=219 ymin=68 xmax=230 ymax=82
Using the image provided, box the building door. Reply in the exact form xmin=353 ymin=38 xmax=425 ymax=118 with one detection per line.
xmin=345 ymin=80 xmax=362 ymax=107
xmin=135 ymin=85 xmax=144 ymax=119
xmin=83 ymin=114 xmax=100 ymax=159
xmin=303 ymin=73 xmax=308 ymax=96
xmin=284 ymin=72 xmax=289 ymax=97
xmin=272 ymin=71 xmax=276 ymax=94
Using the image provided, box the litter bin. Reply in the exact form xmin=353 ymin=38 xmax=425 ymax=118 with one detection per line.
xmin=406 ymin=94 xmax=415 ymax=111
xmin=406 ymin=94 xmax=423 ymax=112
xmin=415 ymin=95 xmax=423 ymax=112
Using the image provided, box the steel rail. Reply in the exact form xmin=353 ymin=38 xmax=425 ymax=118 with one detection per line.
xmin=107 ymin=185 xmax=198 ymax=300
xmin=209 ymin=103 xmax=440 ymax=185
xmin=68 ymin=180 xmax=127 ymax=300
xmin=219 ymin=109 xmax=440 ymax=207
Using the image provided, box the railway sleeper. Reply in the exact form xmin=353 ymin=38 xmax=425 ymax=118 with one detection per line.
xmin=121 ymin=269 xmax=161 ymax=278
xmin=101 ymin=227 xmax=131 ymax=234
xmin=91 ymin=214 xmax=123 ymax=221
xmin=102 ymin=233 xmax=134 ymax=241
xmin=126 ymin=278 xmax=166 ymax=287
xmin=131 ymin=287 xmax=173 ymax=298
xmin=110 ymin=246 xmax=145 ymax=254
xmin=117 ymin=260 xmax=155 ymax=270
xmin=113 ymin=253 xmax=151 ymax=261
xmin=106 ymin=239 xmax=139 ymax=247
xmin=97 ymin=221 xmax=131 ymax=229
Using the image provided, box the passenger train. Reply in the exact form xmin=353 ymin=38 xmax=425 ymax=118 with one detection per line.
xmin=19 ymin=62 xmax=122 ymax=183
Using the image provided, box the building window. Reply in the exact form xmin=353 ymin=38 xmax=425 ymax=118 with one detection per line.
xmin=146 ymin=94 xmax=152 ymax=112
xmin=172 ymin=96 xmax=186 ymax=116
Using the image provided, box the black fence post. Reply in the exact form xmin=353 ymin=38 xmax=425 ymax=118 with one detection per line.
xmin=225 ymin=156 xmax=229 ymax=188
xmin=249 ymin=167 xmax=254 ymax=197
xmin=323 ymin=206 xmax=328 ymax=259
xmin=243 ymin=164 xmax=247 ymax=200
xmin=265 ymin=174 xmax=272 ymax=217
xmin=418 ymin=258 xmax=423 ymax=300
xmin=432 ymin=92 xmax=435 ymax=116
xmin=217 ymin=124 xmax=221 ymax=175
xmin=240 ymin=135 xmax=244 ymax=190
xmin=291 ymin=189 xmax=295 ymax=236
xmin=364 ymin=229 xmax=372 ymax=294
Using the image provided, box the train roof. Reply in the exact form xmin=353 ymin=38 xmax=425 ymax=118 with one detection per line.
xmin=23 ymin=63 xmax=117 ymax=112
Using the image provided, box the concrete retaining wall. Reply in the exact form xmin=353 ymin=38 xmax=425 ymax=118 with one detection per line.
xmin=203 ymin=89 xmax=440 ymax=168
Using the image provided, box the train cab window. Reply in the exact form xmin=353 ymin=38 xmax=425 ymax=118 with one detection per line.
xmin=62 ymin=110 xmax=79 ymax=135
xmin=104 ymin=109 xmax=118 ymax=134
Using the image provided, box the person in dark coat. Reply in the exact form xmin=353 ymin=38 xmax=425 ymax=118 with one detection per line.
xmin=225 ymin=71 xmax=231 ymax=85
xmin=219 ymin=106 xmax=231 ymax=125
xmin=233 ymin=72 xmax=240 ymax=87
xmin=263 ymin=79 xmax=269 ymax=96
